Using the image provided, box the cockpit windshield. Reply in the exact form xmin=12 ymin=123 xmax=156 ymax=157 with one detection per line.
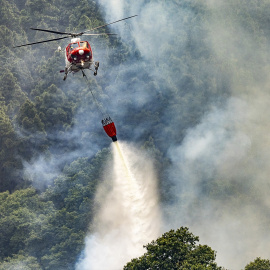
xmin=80 ymin=41 xmax=89 ymax=48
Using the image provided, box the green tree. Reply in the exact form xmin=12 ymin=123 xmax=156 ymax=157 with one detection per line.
xmin=34 ymin=84 xmax=73 ymax=131
xmin=17 ymin=99 xmax=45 ymax=133
xmin=0 ymin=70 xmax=26 ymax=115
xmin=244 ymin=257 xmax=270 ymax=270
xmin=34 ymin=149 xmax=109 ymax=269
xmin=124 ymin=227 xmax=223 ymax=270
xmin=0 ymin=106 xmax=23 ymax=191
xmin=0 ymin=188 xmax=55 ymax=260
xmin=0 ymin=0 xmax=21 ymax=29
xmin=0 ymin=253 xmax=42 ymax=270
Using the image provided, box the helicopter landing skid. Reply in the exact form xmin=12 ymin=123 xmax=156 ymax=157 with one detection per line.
xmin=88 ymin=61 xmax=99 ymax=76
xmin=60 ymin=67 xmax=69 ymax=80
xmin=82 ymin=70 xmax=87 ymax=77
xmin=94 ymin=61 xmax=99 ymax=76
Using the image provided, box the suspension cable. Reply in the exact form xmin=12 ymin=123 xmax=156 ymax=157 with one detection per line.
xmin=82 ymin=70 xmax=107 ymax=117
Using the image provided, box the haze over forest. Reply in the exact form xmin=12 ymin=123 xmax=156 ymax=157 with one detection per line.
xmin=1 ymin=0 xmax=270 ymax=269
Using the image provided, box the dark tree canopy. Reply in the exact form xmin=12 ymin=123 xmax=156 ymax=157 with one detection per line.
xmin=124 ymin=227 xmax=223 ymax=270
xmin=245 ymin=257 xmax=270 ymax=270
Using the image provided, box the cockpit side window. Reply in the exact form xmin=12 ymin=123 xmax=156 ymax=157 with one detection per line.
xmin=69 ymin=43 xmax=79 ymax=51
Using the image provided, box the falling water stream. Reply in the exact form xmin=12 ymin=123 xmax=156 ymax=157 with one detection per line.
xmin=76 ymin=141 xmax=161 ymax=270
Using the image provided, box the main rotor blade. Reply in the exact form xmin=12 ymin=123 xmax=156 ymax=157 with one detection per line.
xmin=30 ymin=27 xmax=73 ymax=36
xmin=83 ymin=15 xmax=138 ymax=34
xmin=13 ymin=36 xmax=70 ymax=48
xmin=82 ymin=33 xmax=117 ymax=36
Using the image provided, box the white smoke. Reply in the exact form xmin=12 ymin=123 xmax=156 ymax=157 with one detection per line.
xmin=96 ymin=0 xmax=270 ymax=269
xmin=76 ymin=141 xmax=161 ymax=270
xmin=163 ymin=2 xmax=270 ymax=269
xmin=166 ymin=95 xmax=270 ymax=269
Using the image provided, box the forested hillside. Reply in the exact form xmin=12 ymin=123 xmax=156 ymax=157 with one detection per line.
xmin=0 ymin=0 xmax=116 ymax=268
xmin=1 ymin=0 xmax=270 ymax=269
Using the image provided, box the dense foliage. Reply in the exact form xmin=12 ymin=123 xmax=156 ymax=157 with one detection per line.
xmin=0 ymin=150 xmax=108 ymax=269
xmin=0 ymin=0 xmax=135 ymax=268
xmin=124 ymin=227 xmax=223 ymax=270
xmin=244 ymin=258 xmax=270 ymax=270
xmin=1 ymin=0 xmax=270 ymax=269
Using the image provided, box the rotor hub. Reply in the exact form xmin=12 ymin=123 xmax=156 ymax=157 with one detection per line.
xmin=71 ymin=37 xmax=81 ymax=43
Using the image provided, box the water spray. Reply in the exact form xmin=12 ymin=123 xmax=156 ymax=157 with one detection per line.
xmin=76 ymin=141 xmax=161 ymax=270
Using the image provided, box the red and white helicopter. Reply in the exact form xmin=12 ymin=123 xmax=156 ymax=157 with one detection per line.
xmin=14 ymin=15 xmax=137 ymax=80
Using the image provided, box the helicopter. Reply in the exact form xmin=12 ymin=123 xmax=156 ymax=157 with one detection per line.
xmin=14 ymin=15 xmax=137 ymax=80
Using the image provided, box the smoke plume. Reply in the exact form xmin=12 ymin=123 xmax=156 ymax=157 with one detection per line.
xmin=96 ymin=0 xmax=270 ymax=269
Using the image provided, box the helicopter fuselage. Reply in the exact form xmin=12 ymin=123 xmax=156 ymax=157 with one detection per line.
xmin=65 ymin=38 xmax=93 ymax=73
